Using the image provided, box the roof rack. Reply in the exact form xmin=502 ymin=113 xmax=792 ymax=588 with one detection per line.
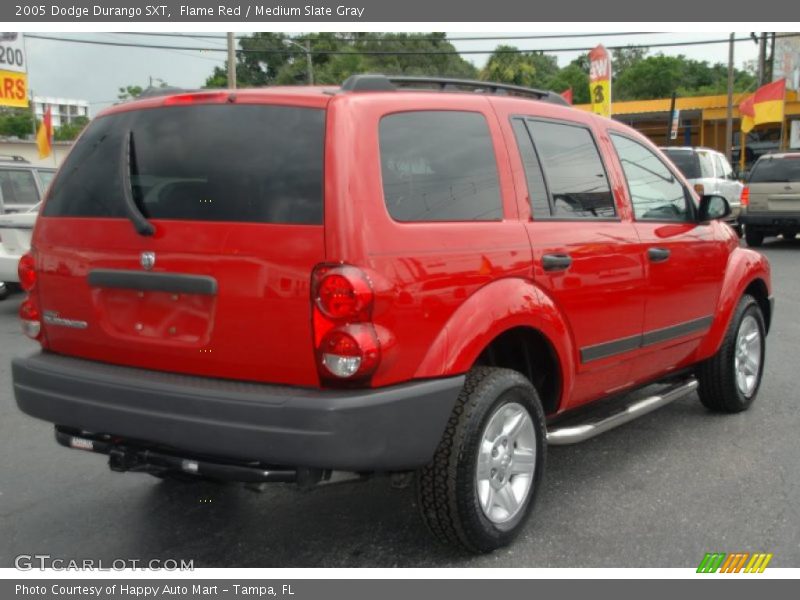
xmin=340 ymin=74 xmax=570 ymax=107
xmin=0 ymin=154 xmax=30 ymax=163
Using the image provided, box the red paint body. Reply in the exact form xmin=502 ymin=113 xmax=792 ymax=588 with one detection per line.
xmin=29 ymin=87 xmax=772 ymax=415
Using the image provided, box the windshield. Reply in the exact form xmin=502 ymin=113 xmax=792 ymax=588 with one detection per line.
xmin=661 ymin=149 xmax=701 ymax=179
xmin=749 ymin=156 xmax=800 ymax=183
xmin=43 ymin=104 xmax=325 ymax=224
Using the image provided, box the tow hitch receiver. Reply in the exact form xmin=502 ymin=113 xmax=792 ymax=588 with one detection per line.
xmin=55 ymin=427 xmax=303 ymax=484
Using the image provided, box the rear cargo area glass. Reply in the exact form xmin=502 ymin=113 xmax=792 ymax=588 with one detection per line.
xmin=44 ymin=104 xmax=325 ymax=224
xmin=749 ymin=157 xmax=800 ymax=183
xmin=662 ymin=149 xmax=701 ymax=179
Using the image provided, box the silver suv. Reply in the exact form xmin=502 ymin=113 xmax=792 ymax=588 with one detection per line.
xmin=661 ymin=146 xmax=744 ymax=232
xmin=0 ymin=155 xmax=55 ymax=214
xmin=740 ymin=152 xmax=800 ymax=247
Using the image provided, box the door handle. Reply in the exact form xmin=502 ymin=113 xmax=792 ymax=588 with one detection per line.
xmin=648 ymin=247 xmax=671 ymax=263
xmin=542 ymin=254 xmax=572 ymax=272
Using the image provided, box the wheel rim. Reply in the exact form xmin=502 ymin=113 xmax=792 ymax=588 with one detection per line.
xmin=734 ymin=314 xmax=762 ymax=397
xmin=476 ymin=401 xmax=537 ymax=525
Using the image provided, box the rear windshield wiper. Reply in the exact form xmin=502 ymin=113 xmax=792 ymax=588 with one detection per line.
xmin=120 ymin=130 xmax=155 ymax=236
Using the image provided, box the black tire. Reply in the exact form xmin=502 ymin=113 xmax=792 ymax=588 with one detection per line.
xmin=696 ymin=294 xmax=766 ymax=413
xmin=416 ymin=367 xmax=546 ymax=553
xmin=745 ymin=230 xmax=764 ymax=247
xmin=0 ymin=283 xmax=8 ymax=301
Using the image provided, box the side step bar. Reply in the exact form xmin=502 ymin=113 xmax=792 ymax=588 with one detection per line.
xmin=546 ymin=377 xmax=699 ymax=445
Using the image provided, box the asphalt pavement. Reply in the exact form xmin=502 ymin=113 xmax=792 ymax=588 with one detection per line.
xmin=1 ymin=239 xmax=799 ymax=568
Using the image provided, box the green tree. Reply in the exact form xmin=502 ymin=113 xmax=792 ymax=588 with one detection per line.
xmin=0 ymin=108 xmax=34 ymax=138
xmin=481 ymin=46 xmax=558 ymax=89
xmin=54 ymin=116 xmax=89 ymax=141
xmin=205 ymin=32 xmax=477 ymax=88
xmin=546 ymin=63 xmax=590 ymax=104
xmin=118 ymin=85 xmax=144 ymax=101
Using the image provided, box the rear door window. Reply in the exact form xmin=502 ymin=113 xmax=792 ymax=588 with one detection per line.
xmin=379 ymin=111 xmax=503 ymax=222
xmin=698 ymin=151 xmax=716 ymax=179
xmin=44 ymin=104 xmax=325 ymax=224
xmin=749 ymin=157 xmax=800 ymax=182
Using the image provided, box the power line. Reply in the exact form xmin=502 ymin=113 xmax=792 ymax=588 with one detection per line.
xmin=112 ymin=31 xmax=664 ymax=43
xmin=25 ymin=33 xmax=800 ymax=56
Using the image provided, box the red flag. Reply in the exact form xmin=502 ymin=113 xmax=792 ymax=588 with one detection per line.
xmin=36 ymin=105 xmax=53 ymax=159
xmin=560 ymin=88 xmax=573 ymax=105
xmin=739 ymin=94 xmax=755 ymax=133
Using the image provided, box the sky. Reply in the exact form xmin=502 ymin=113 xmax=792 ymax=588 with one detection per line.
xmin=22 ymin=32 xmax=762 ymax=116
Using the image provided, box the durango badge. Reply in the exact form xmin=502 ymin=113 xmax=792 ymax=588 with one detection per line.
xmin=140 ymin=251 xmax=156 ymax=271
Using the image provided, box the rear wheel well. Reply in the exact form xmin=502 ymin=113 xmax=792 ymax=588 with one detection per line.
xmin=474 ymin=327 xmax=561 ymax=416
xmin=744 ymin=278 xmax=771 ymax=333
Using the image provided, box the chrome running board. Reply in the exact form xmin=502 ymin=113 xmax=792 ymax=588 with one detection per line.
xmin=546 ymin=377 xmax=699 ymax=445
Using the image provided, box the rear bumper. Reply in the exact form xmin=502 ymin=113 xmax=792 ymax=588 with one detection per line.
xmin=13 ymin=352 xmax=464 ymax=471
xmin=739 ymin=212 xmax=800 ymax=229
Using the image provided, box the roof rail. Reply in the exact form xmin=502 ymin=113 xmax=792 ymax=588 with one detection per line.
xmin=0 ymin=154 xmax=30 ymax=163
xmin=340 ymin=74 xmax=570 ymax=107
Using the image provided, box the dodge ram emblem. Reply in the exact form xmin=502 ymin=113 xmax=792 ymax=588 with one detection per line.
xmin=140 ymin=251 xmax=156 ymax=271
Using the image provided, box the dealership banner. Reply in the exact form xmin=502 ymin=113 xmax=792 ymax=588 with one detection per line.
xmin=0 ymin=0 xmax=796 ymax=21
xmin=0 ymin=32 xmax=28 ymax=108
xmin=589 ymin=44 xmax=612 ymax=118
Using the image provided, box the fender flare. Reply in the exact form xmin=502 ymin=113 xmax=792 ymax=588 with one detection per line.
xmin=413 ymin=277 xmax=577 ymax=405
xmin=696 ymin=247 xmax=772 ymax=358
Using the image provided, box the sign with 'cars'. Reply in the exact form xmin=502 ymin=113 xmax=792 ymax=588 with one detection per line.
xmin=589 ymin=44 xmax=611 ymax=118
xmin=0 ymin=32 xmax=28 ymax=108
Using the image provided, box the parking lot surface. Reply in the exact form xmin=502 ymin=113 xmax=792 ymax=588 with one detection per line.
xmin=1 ymin=240 xmax=799 ymax=568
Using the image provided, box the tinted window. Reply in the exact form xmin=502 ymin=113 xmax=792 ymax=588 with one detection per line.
xmin=0 ymin=169 xmax=39 ymax=205
xmin=379 ymin=111 xmax=502 ymax=222
xmin=44 ymin=105 xmax=325 ymax=224
xmin=510 ymin=118 xmax=550 ymax=217
xmin=749 ymin=156 xmax=800 ymax=183
xmin=662 ymin=148 xmax=701 ymax=179
xmin=612 ymin=135 xmax=691 ymax=222
xmin=526 ymin=120 xmax=615 ymax=218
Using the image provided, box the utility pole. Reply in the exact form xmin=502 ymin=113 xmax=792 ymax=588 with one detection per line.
xmin=227 ymin=32 xmax=236 ymax=89
xmin=725 ymin=33 xmax=735 ymax=163
xmin=306 ymin=39 xmax=314 ymax=85
xmin=757 ymin=32 xmax=768 ymax=86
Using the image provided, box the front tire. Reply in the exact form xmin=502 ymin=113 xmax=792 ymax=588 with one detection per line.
xmin=745 ymin=229 xmax=764 ymax=247
xmin=697 ymin=294 xmax=766 ymax=413
xmin=416 ymin=367 xmax=546 ymax=553
xmin=0 ymin=282 xmax=8 ymax=301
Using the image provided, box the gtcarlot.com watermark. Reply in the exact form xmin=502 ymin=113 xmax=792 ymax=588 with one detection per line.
xmin=14 ymin=554 xmax=194 ymax=571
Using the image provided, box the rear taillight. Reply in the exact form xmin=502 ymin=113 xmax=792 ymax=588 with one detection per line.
xmin=312 ymin=265 xmax=380 ymax=383
xmin=740 ymin=186 xmax=750 ymax=207
xmin=17 ymin=253 xmax=41 ymax=340
xmin=693 ymin=183 xmax=705 ymax=196
xmin=18 ymin=253 xmax=36 ymax=291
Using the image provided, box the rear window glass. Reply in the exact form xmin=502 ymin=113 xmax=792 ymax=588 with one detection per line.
xmin=749 ymin=156 xmax=800 ymax=183
xmin=37 ymin=169 xmax=55 ymax=191
xmin=379 ymin=111 xmax=503 ymax=222
xmin=44 ymin=104 xmax=325 ymax=224
xmin=662 ymin=149 xmax=701 ymax=179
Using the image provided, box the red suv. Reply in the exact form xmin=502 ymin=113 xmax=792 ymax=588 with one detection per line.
xmin=12 ymin=75 xmax=773 ymax=553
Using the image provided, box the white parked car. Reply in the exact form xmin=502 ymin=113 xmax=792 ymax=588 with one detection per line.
xmin=660 ymin=146 xmax=744 ymax=232
xmin=0 ymin=204 xmax=37 ymax=300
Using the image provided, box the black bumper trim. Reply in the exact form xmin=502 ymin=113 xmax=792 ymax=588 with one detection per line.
xmin=13 ymin=352 xmax=464 ymax=471
xmin=739 ymin=212 xmax=800 ymax=228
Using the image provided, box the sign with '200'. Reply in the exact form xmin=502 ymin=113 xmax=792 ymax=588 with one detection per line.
xmin=0 ymin=32 xmax=29 ymax=108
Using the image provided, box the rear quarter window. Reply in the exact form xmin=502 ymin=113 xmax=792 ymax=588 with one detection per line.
xmin=43 ymin=104 xmax=325 ymax=224
xmin=379 ymin=111 xmax=503 ymax=222
xmin=662 ymin=149 xmax=701 ymax=180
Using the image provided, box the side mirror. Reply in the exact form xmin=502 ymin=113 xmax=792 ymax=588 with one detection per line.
xmin=698 ymin=194 xmax=731 ymax=222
